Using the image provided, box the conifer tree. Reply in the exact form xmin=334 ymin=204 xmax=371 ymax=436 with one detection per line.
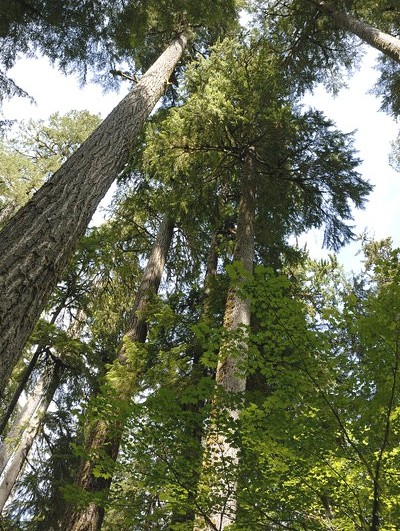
xmin=0 ymin=35 xmax=187 ymax=391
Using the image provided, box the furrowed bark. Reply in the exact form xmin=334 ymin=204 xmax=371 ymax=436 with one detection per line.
xmin=0 ymin=34 xmax=187 ymax=391
xmin=0 ymin=362 xmax=60 ymax=511
xmin=63 ymin=215 xmax=174 ymax=531
xmin=315 ymin=1 xmax=400 ymax=64
xmin=195 ymin=148 xmax=256 ymax=530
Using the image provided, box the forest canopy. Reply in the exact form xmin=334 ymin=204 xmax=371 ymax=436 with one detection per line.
xmin=0 ymin=1 xmax=400 ymax=530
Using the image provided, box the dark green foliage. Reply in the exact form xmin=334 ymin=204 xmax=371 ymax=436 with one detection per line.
xmin=144 ymin=36 xmax=371 ymax=253
xmin=0 ymin=0 xmax=240 ymax=110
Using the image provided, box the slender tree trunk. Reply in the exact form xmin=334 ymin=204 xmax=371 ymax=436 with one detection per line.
xmin=0 ymin=347 xmax=42 ymax=437
xmin=170 ymin=231 xmax=219 ymax=527
xmin=0 ymin=362 xmax=60 ymax=512
xmin=195 ymin=148 xmax=257 ymax=530
xmin=63 ymin=215 xmax=174 ymax=531
xmin=0 ymin=300 xmax=65 ymax=436
xmin=0 ymin=366 xmax=49 ymax=478
xmin=0 ymin=34 xmax=187 ymax=391
xmin=314 ymin=1 xmax=400 ymax=64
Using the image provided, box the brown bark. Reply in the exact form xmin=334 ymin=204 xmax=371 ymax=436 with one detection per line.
xmin=0 ymin=362 xmax=60 ymax=511
xmin=315 ymin=1 xmax=400 ymax=64
xmin=0 ymin=34 xmax=187 ymax=391
xmin=63 ymin=216 xmax=174 ymax=531
xmin=196 ymin=148 xmax=257 ymax=531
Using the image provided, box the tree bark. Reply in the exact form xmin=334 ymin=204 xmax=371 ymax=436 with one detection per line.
xmin=315 ymin=1 xmax=400 ymax=64
xmin=0 ymin=347 xmax=42 ymax=437
xmin=0 ymin=365 xmax=49 ymax=478
xmin=63 ymin=215 xmax=174 ymax=531
xmin=0 ymin=362 xmax=60 ymax=512
xmin=0 ymin=300 xmax=65 ymax=437
xmin=0 ymin=34 xmax=187 ymax=391
xmin=170 ymin=231 xmax=219 ymax=528
xmin=196 ymin=148 xmax=256 ymax=530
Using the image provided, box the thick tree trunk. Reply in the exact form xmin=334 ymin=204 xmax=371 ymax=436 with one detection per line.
xmin=196 ymin=148 xmax=256 ymax=531
xmin=0 ymin=34 xmax=187 ymax=391
xmin=0 ymin=362 xmax=60 ymax=512
xmin=315 ymin=1 xmax=400 ymax=64
xmin=63 ymin=216 xmax=174 ymax=531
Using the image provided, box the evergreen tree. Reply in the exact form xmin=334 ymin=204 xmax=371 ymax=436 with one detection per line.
xmin=0 ymin=35 xmax=187 ymax=391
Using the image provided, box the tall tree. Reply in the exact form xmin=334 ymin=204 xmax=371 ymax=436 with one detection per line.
xmin=0 ymin=34 xmax=187 ymax=391
xmin=196 ymin=147 xmax=257 ymax=530
xmin=313 ymin=1 xmax=400 ymax=63
xmin=62 ymin=214 xmax=174 ymax=531
xmin=0 ymin=359 xmax=61 ymax=512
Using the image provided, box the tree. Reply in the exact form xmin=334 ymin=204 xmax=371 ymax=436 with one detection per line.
xmin=0 ymin=360 xmax=61 ymax=512
xmin=61 ymin=214 xmax=174 ymax=531
xmin=252 ymin=1 xmax=400 ymax=112
xmin=196 ymin=147 xmax=256 ymax=530
xmin=86 ymin=34 xmax=372 ymax=529
xmin=313 ymin=1 xmax=400 ymax=64
xmin=0 ymin=34 xmax=187 ymax=391
xmin=0 ymin=111 xmax=101 ymax=227
xmin=0 ymin=199 xmax=152 ymax=528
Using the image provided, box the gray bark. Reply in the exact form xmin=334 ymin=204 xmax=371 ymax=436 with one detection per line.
xmin=63 ymin=215 xmax=174 ymax=531
xmin=197 ymin=148 xmax=257 ymax=531
xmin=0 ymin=301 xmax=65 ymax=437
xmin=0 ymin=347 xmax=42 ymax=437
xmin=0 ymin=363 xmax=59 ymax=512
xmin=316 ymin=1 xmax=400 ymax=64
xmin=0 ymin=34 xmax=187 ymax=391
xmin=0 ymin=368 xmax=48 ymax=477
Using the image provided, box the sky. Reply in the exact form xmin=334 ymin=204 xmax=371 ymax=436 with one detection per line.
xmin=3 ymin=48 xmax=400 ymax=273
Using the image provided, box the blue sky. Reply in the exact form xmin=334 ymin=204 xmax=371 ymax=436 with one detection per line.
xmin=3 ymin=48 xmax=399 ymax=272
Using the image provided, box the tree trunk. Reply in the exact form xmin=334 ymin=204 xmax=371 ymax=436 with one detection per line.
xmin=0 ymin=34 xmax=187 ymax=391
xmin=0 ymin=300 xmax=65 ymax=437
xmin=315 ymin=1 xmax=400 ymax=64
xmin=63 ymin=215 xmax=174 ymax=531
xmin=0 ymin=347 xmax=42 ymax=437
xmin=170 ymin=231 xmax=219 ymax=528
xmin=0 ymin=362 xmax=60 ymax=512
xmin=0 ymin=365 xmax=49 ymax=478
xmin=196 ymin=148 xmax=256 ymax=530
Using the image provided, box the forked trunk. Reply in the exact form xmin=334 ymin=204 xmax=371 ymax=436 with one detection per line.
xmin=315 ymin=1 xmax=400 ymax=63
xmin=63 ymin=216 xmax=174 ymax=531
xmin=0 ymin=34 xmax=187 ymax=391
xmin=195 ymin=148 xmax=256 ymax=530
